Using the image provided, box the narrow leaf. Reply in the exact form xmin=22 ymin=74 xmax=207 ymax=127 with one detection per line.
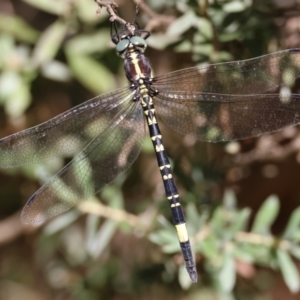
xmin=251 ymin=195 xmax=280 ymax=234
xmin=167 ymin=11 xmax=197 ymax=37
xmin=0 ymin=14 xmax=39 ymax=43
xmin=290 ymin=245 xmax=300 ymax=260
xmin=85 ymin=214 xmax=101 ymax=252
xmin=88 ymin=219 xmax=117 ymax=258
xmin=76 ymin=0 xmax=107 ymax=24
xmin=32 ymin=20 xmax=68 ymax=67
xmin=66 ymin=54 xmax=116 ymax=94
xmin=43 ymin=211 xmax=80 ymax=235
xmin=277 ymin=249 xmax=300 ymax=293
xmin=283 ymin=207 xmax=300 ymax=239
xmin=65 ymin=31 xmax=111 ymax=55
xmin=230 ymin=208 xmax=251 ymax=234
xmin=179 ymin=265 xmax=193 ymax=290
xmin=223 ymin=189 xmax=237 ymax=209
xmin=22 ymin=0 xmax=69 ymax=15
xmin=219 ymin=251 xmax=236 ymax=292
xmin=223 ymin=1 xmax=248 ymax=13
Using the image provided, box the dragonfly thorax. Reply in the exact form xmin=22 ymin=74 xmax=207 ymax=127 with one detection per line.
xmin=123 ymin=45 xmax=152 ymax=84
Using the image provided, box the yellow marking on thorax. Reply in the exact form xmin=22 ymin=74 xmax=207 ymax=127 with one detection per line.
xmin=141 ymin=98 xmax=147 ymax=107
xmin=175 ymin=223 xmax=189 ymax=243
xmin=129 ymin=52 xmax=142 ymax=76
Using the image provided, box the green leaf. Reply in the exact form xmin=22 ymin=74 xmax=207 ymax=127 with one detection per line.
xmin=178 ymin=265 xmax=193 ymax=290
xmin=43 ymin=211 xmax=80 ymax=235
xmin=65 ymin=30 xmax=111 ymax=55
xmin=85 ymin=214 xmax=101 ymax=252
xmin=186 ymin=202 xmax=201 ymax=234
xmin=223 ymin=1 xmax=249 ymax=13
xmin=158 ymin=216 xmax=177 ymax=231
xmin=4 ymin=80 xmax=31 ymax=117
xmin=218 ymin=250 xmax=236 ymax=292
xmin=162 ymin=242 xmax=181 ymax=253
xmin=283 ymin=207 xmax=300 ymax=239
xmin=76 ymin=0 xmax=107 ymax=24
xmin=147 ymin=33 xmax=180 ymax=50
xmin=193 ymin=43 xmax=214 ymax=56
xmin=210 ymin=51 xmax=233 ymax=63
xmin=230 ymin=208 xmax=251 ymax=234
xmin=22 ymin=0 xmax=70 ymax=15
xmin=141 ymin=136 xmax=154 ymax=153
xmin=88 ymin=219 xmax=118 ymax=258
xmin=0 ymin=14 xmax=39 ymax=43
xmin=251 ymin=195 xmax=280 ymax=235
xmin=200 ymin=236 xmax=219 ymax=260
xmin=32 ymin=20 xmax=68 ymax=67
xmin=174 ymin=40 xmax=192 ymax=53
xmin=223 ymin=189 xmax=237 ymax=210
xmin=148 ymin=229 xmax=177 ymax=246
xmin=0 ymin=71 xmax=22 ymax=101
xmin=219 ymin=31 xmax=242 ymax=42
xmin=41 ymin=60 xmax=72 ymax=82
xmin=290 ymin=245 xmax=300 ymax=260
xmin=167 ymin=10 xmax=198 ymax=37
xmin=211 ymin=206 xmax=224 ymax=231
xmin=0 ymin=34 xmax=15 ymax=69
xmin=196 ymin=17 xmax=213 ymax=40
xmin=277 ymin=249 xmax=300 ymax=293
xmin=101 ymin=186 xmax=124 ymax=209
xmin=66 ymin=54 xmax=116 ymax=94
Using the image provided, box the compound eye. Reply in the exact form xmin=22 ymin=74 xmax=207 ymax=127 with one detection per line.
xmin=130 ymin=36 xmax=147 ymax=48
xmin=116 ymin=39 xmax=130 ymax=54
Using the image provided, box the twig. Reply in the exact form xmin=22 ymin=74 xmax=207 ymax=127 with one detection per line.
xmin=194 ymin=224 xmax=292 ymax=251
xmin=235 ymin=127 xmax=300 ymax=165
xmin=78 ymin=200 xmax=148 ymax=229
xmin=95 ymin=0 xmax=174 ymax=32
xmin=131 ymin=0 xmax=174 ymax=31
xmin=94 ymin=0 xmax=135 ymax=34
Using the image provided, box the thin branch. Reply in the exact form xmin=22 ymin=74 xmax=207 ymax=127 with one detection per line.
xmin=131 ymin=0 xmax=174 ymax=31
xmin=194 ymin=224 xmax=293 ymax=251
xmin=95 ymin=0 xmax=174 ymax=33
xmin=235 ymin=127 xmax=300 ymax=165
xmin=78 ymin=200 xmax=151 ymax=229
xmin=94 ymin=0 xmax=135 ymax=34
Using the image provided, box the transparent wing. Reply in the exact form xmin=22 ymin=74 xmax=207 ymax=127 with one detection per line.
xmin=21 ymin=100 xmax=146 ymax=224
xmin=152 ymin=49 xmax=300 ymax=141
xmin=152 ymin=49 xmax=300 ymax=95
xmin=0 ymin=87 xmax=134 ymax=168
xmin=154 ymin=93 xmax=300 ymax=142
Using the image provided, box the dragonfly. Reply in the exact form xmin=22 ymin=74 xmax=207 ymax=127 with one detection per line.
xmin=1 ymin=11 xmax=300 ymax=283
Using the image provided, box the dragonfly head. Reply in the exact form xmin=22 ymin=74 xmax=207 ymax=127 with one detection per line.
xmin=115 ymin=35 xmax=147 ymax=58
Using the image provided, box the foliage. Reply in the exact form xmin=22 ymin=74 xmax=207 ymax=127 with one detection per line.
xmin=0 ymin=0 xmax=300 ymax=299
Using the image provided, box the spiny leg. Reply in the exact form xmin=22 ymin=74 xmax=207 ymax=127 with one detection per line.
xmin=142 ymin=95 xmax=198 ymax=282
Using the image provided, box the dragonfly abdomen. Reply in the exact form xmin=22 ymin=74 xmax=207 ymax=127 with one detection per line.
xmin=140 ymin=92 xmax=198 ymax=282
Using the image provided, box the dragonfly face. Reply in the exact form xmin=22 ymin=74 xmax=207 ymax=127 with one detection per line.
xmin=115 ymin=36 xmax=147 ymax=57
xmin=1 ymin=19 xmax=300 ymax=283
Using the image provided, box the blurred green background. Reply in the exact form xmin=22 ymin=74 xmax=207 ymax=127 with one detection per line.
xmin=1 ymin=0 xmax=300 ymax=299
